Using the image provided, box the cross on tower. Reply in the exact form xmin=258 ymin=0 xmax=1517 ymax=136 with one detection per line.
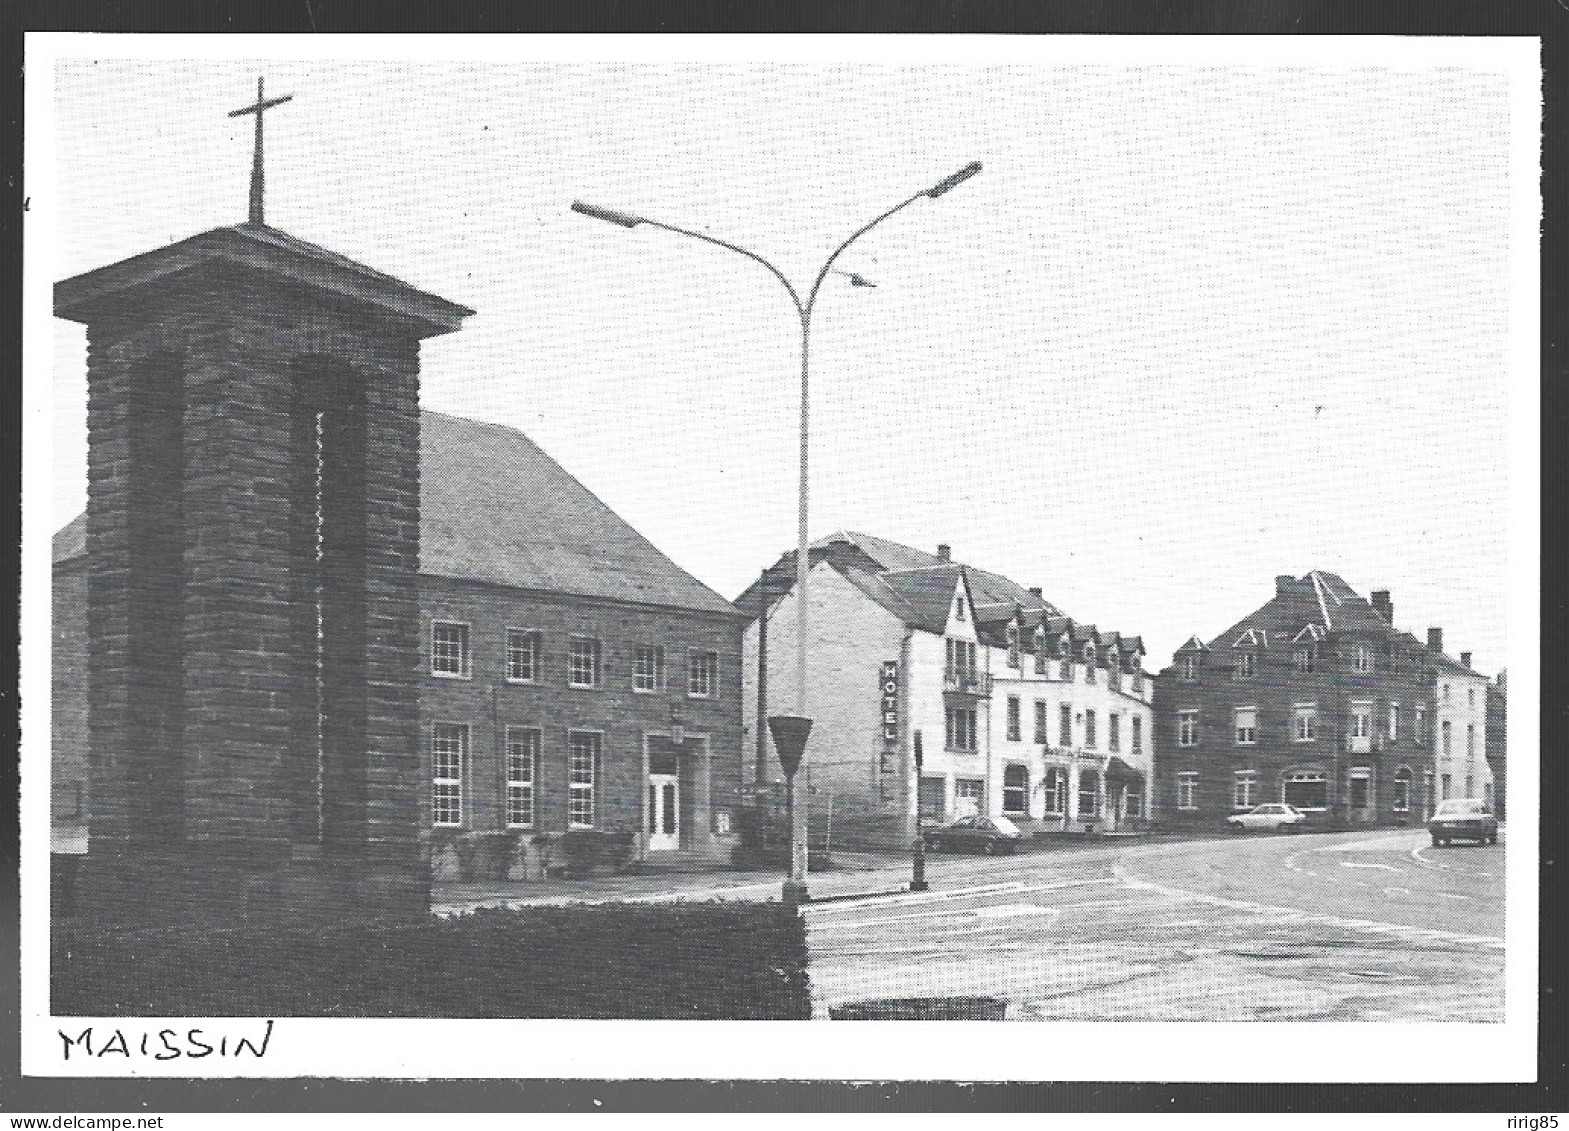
xmin=229 ymin=76 xmax=293 ymax=226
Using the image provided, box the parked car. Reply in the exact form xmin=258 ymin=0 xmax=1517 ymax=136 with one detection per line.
xmin=1427 ymin=798 xmax=1498 ymax=846
xmin=923 ymin=815 xmax=1025 ymax=854
xmin=1225 ymin=803 xmax=1308 ymax=832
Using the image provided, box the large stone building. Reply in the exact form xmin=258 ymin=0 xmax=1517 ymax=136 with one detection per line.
xmin=53 ymin=408 xmax=748 ymax=882
xmin=738 ymin=532 xmax=1154 ymax=849
xmin=1153 ymin=571 xmax=1490 ymax=828
xmin=1487 ymin=670 xmax=1507 ymax=819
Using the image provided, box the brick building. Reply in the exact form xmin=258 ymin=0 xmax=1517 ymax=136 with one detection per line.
xmin=1153 ymin=571 xmax=1489 ymax=828
xmin=53 ymin=408 xmax=747 ymax=882
xmin=737 ymin=532 xmax=1153 ymax=849
xmin=1487 ymin=670 xmax=1507 ymax=819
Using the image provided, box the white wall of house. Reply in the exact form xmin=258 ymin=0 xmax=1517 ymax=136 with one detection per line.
xmin=1434 ymin=667 xmax=1492 ymax=804
xmin=984 ymin=647 xmax=1155 ymax=830
xmin=741 ymin=561 xmax=910 ymax=839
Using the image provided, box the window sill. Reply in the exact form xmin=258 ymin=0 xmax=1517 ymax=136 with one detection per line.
xmin=431 ymin=671 xmax=471 ymax=681
xmin=503 ymin=677 xmax=538 ymax=686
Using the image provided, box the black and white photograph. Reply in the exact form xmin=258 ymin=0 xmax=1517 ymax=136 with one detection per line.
xmin=19 ymin=31 xmax=1540 ymax=1093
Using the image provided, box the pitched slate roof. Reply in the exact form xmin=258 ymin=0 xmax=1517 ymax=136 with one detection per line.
xmin=736 ymin=531 xmax=1145 ymax=664
xmin=53 ymin=410 xmax=741 ymax=619
xmin=816 ymin=531 xmax=1062 ymax=618
xmin=1195 ymin=570 xmax=1489 ymax=678
xmin=877 ymin=565 xmax=967 ymax=634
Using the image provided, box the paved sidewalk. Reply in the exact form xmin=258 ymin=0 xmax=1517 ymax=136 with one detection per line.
xmin=432 ymin=850 xmax=912 ymax=914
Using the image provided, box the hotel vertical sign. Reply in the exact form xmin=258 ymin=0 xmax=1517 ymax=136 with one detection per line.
xmin=880 ymin=661 xmax=899 ymax=746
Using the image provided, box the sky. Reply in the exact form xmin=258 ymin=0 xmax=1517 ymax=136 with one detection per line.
xmin=42 ymin=46 xmax=1525 ymax=676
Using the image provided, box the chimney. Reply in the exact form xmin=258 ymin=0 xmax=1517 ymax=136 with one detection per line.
xmin=1275 ymin=574 xmax=1295 ymax=595
xmin=1370 ymin=590 xmax=1393 ymax=623
xmin=1427 ymin=627 xmax=1443 ymax=654
xmin=1460 ymin=651 xmax=1471 ymax=669
xmin=1028 ymin=586 xmax=1042 ymax=598
xmin=936 ymin=543 xmax=951 ymax=562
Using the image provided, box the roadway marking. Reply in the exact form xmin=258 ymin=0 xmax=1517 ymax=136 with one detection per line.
xmin=808 ymin=902 xmax=1062 ymax=933
xmin=1112 ymin=864 xmax=1504 ymax=949
xmin=1340 ymin=861 xmax=1403 ymax=872
xmin=804 ymin=877 xmax=1116 ymax=915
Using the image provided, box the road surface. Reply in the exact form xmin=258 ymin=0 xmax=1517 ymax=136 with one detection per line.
xmin=803 ymin=827 xmax=1504 ymax=1022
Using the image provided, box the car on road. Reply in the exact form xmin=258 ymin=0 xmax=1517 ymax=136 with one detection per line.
xmin=923 ymin=815 xmax=1025 ymax=854
xmin=1427 ymin=798 xmax=1498 ymax=846
xmin=1225 ymin=803 xmax=1308 ymax=832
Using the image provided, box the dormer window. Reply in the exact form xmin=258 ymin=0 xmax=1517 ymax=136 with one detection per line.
xmin=1354 ymin=644 xmax=1372 ymax=674
xmin=955 ymin=596 xmax=966 ymax=623
xmin=1294 ymin=646 xmax=1316 ymax=674
xmin=1236 ymin=651 xmax=1256 ymax=679
xmin=1083 ymin=644 xmax=1097 ymax=684
xmin=1179 ymin=654 xmax=1198 ymax=681
xmin=1033 ymin=627 xmax=1047 ymax=674
xmin=1006 ymin=622 xmax=1021 ymax=669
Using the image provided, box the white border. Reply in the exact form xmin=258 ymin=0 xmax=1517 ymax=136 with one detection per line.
xmin=21 ymin=32 xmax=1540 ymax=1082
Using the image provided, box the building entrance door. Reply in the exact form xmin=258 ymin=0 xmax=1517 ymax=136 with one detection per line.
xmin=648 ymin=773 xmax=679 ymax=851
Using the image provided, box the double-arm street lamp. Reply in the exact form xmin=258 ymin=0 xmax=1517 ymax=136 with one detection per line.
xmin=572 ymin=161 xmax=982 ymax=908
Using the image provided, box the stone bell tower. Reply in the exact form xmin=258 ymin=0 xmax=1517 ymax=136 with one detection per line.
xmin=55 ymin=79 xmax=472 ymax=926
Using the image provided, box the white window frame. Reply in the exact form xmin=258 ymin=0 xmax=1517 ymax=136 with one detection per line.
xmin=1350 ymin=702 xmax=1372 ymax=751
xmin=1084 ymin=708 xmax=1097 ymax=749
xmin=1006 ymin=696 xmax=1021 ymax=742
xmin=505 ymin=627 xmax=540 ymax=683
xmin=568 ymin=636 xmax=601 ymax=689
xmin=1001 ymin=764 xmax=1029 ymax=815
xmin=1058 ymin=703 xmax=1073 ymax=747
xmin=946 ymin=706 xmax=978 ymax=752
xmin=1108 ymin=712 xmax=1121 ymax=752
xmin=1236 ymin=651 xmax=1256 ymax=678
xmin=954 ymin=776 xmax=985 ymax=814
xmin=1388 ymin=702 xmax=1399 ymax=742
xmin=688 ymin=649 xmax=718 ymax=698
xmin=431 ymin=621 xmax=471 ymax=679
xmin=1354 ymin=644 xmax=1372 ymax=674
xmin=1233 ymin=770 xmax=1257 ymax=810
xmin=1033 ymin=700 xmax=1048 ymax=744
xmin=1177 ymin=710 xmax=1198 ymax=748
xmin=1284 ymin=770 xmax=1329 ymax=811
xmin=955 ymin=595 xmax=966 ymax=622
xmin=432 ymin=721 xmax=468 ymax=827
xmin=568 ymin=730 xmax=601 ymax=828
xmin=1392 ymin=767 xmax=1413 ymax=813
xmin=1415 ymin=705 xmax=1428 ymax=744
xmin=1442 ymin=720 xmax=1452 ymax=756
xmin=1078 ymin=771 xmax=1100 ymax=817
xmin=1293 ymin=703 xmax=1317 ymax=742
xmin=633 ymin=643 xmax=665 ymax=693
xmin=1043 ymin=768 xmax=1068 ymax=815
xmin=1179 ymin=654 xmax=1198 ymax=680
xmin=505 ymin=726 xmax=540 ymax=829
xmin=1176 ymin=772 xmax=1198 ymax=810
xmin=1234 ymin=706 xmax=1257 ymax=746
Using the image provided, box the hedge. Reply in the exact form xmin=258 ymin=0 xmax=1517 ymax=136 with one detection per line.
xmin=53 ymin=903 xmax=811 ymax=1019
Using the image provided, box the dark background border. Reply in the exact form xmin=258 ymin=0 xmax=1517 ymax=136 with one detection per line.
xmin=4 ymin=0 xmax=1563 ymax=1114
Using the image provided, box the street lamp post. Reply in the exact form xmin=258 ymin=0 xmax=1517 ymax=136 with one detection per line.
xmin=573 ymin=162 xmax=982 ymax=906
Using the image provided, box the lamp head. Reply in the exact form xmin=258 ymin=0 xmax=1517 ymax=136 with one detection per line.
xmin=571 ymin=200 xmax=645 ymax=228
xmin=926 ymin=161 xmax=983 ymax=198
